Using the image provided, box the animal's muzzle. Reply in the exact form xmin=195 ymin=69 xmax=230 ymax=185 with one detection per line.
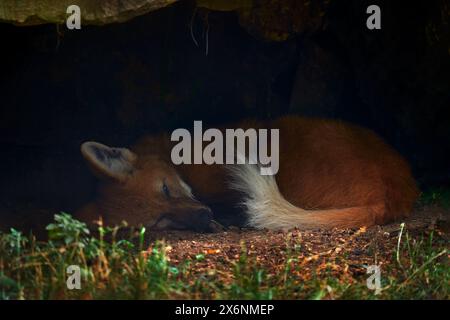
xmin=189 ymin=207 xmax=214 ymax=232
xmin=156 ymin=206 xmax=215 ymax=232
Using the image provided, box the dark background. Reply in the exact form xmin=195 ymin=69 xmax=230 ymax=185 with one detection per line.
xmin=0 ymin=0 xmax=449 ymax=231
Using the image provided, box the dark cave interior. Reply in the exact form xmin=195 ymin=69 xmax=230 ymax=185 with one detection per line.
xmin=0 ymin=0 xmax=449 ymax=232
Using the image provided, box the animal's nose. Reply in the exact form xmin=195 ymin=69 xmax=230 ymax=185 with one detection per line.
xmin=192 ymin=208 xmax=214 ymax=232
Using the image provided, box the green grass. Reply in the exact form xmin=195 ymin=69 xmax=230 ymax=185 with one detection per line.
xmin=0 ymin=213 xmax=448 ymax=300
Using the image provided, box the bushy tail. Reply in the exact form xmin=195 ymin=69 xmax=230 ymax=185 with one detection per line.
xmin=227 ymin=159 xmax=382 ymax=230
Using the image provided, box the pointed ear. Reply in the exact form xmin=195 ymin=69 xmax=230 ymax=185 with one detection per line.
xmin=81 ymin=141 xmax=137 ymax=181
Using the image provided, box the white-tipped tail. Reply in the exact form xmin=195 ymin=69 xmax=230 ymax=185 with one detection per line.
xmin=227 ymin=158 xmax=380 ymax=230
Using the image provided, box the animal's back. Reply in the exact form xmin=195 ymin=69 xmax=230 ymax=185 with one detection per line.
xmin=270 ymin=116 xmax=419 ymax=225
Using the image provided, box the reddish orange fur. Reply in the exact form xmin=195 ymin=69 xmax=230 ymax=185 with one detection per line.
xmin=78 ymin=116 xmax=419 ymax=229
xmin=272 ymin=116 xmax=419 ymax=224
xmin=77 ymin=155 xmax=212 ymax=228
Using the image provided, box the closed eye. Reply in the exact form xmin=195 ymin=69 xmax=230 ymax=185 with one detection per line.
xmin=162 ymin=181 xmax=171 ymax=198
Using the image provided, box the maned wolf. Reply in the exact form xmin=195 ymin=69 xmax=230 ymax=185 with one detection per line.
xmin=77 ymin=116 xmax=419 ymax=231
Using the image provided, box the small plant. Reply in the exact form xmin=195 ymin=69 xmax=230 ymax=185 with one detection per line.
xmin=228 ymin=242 xmax=274 ymax=300
xmin=46 ymin=212 xmax=90 ymax=246
xmin=419 ymin=188 xmax=450 ymax=209
xmin=2 ymin=228 xmax=28 ymax=256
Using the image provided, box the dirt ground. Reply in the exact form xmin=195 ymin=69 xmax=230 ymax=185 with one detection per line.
xmin=143 ymin=206 xmax=450 ymax=287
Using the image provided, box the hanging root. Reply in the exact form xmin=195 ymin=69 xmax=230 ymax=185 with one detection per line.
xmin=204 ymin=11 xmax=210 ymax=56
xmin=190 ymin=7 xmax=210 ymax=56
xmin=190 ymin=7 xmax=199 ymax=47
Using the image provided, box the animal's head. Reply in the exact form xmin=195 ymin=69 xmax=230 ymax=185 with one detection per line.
xmin=79 ymin=141 xmax=213 ymax=231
